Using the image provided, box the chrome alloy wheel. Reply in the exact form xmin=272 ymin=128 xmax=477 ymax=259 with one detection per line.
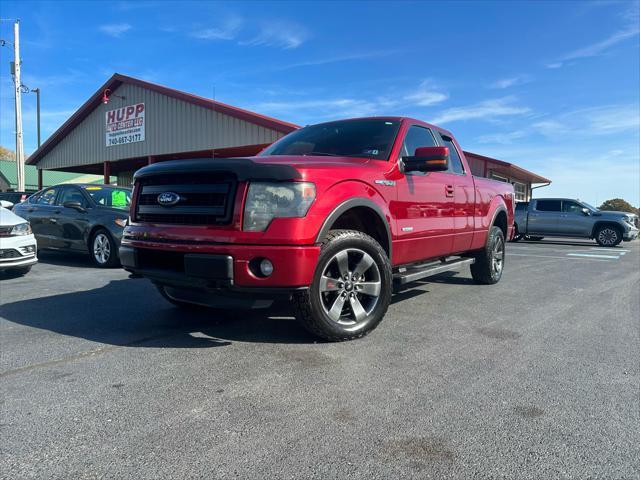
xmin=93 ymin=233 xmax=111 ymax=264
xmin=492 ymin=235 xmax=504 ymax=276
xmin=318 ymin=248 xmax=382 ymax=326
xmin=598 ymin=228 xmax=618 ymax=246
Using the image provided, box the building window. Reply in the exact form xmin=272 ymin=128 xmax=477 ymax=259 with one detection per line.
xmin=513 ymin=182 xmax=526 ymax=202
xmin=489 ymin=172 xmax=509 ymax=182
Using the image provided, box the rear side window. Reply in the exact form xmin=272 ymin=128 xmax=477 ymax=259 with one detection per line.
xmin=439 ymin=134 xmax=465 ymax=174
xmin=535 ymin=200 xmax=561 ymax=212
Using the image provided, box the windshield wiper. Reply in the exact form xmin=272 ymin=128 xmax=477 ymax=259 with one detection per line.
xmin=303 ymin=152 xmax=340 ymax=157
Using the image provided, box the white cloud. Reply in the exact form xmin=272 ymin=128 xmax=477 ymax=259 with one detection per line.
xmin=99 ymin=23 xmax=132 ymax=38
xmin=404 ymin=80 xmax=448 ymax=106
xmin=548 ymin=4 xmax=639 ymax=68
xmin=533 ymin=105 xmax=640 ymax=136
xmin=430 ymin=96 xmax=530 ymax=124
xmin=191 ymin=16 xmax=243 ymax=40
xmin=240 ymin=20 xmax=309 ymax=49
xmin=276 ymin=50 xmax=401 ymax=70
xmin=489 ymin=75 xmax=532 ymax=89
xmin=476 ymin=130 xmax=527 ymax=144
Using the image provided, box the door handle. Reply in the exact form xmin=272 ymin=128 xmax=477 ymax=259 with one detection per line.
xmin=445 ymin=185 xmax=454 ymax=197
xmin=50 ymin=218 xmax=57 ymax=224
xmin=54 ymin=210 xmax=62 ymax=214
xmin=28 ymin=208 xmax=35 ymax=213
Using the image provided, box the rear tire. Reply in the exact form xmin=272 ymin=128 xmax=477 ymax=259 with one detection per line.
xmin=90 ymin=229 xmax=119 ymax=268
xmin=527 ymin=236 xmax=544 ymax=241
xmin=595 ymin=225 xmax=622 ymax=247
xmin=292 ymin=229 xmax=392 ymax=341
xmin=471 ymin=226 xmax=505 ymax=285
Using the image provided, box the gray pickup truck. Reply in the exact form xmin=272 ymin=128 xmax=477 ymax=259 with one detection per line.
xmin=514 ymin=198 xmax=639 ymax=246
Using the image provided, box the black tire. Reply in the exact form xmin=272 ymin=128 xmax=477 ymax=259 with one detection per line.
xmin=595 ymin=225 xmax=622 ymax=247
xmin=527 ymin=236 xmax=544 ymax=241
xmin=89 ymin=228 xmax=119 ymax=268
xmin=292 ymin=229 xmax=392 ymax=341
xmin=470 ymin=226 xmax=505 ymax=285
xmin=512 ymin=225 xmax=522 ymax=242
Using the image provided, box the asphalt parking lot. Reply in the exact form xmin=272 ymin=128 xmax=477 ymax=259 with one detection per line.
xmin=1 ymin=239 xmax=638 ymax=479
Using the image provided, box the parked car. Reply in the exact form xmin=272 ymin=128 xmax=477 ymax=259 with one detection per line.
xmin=0 ymin=191 xmax=32 ymax=206
xmin=514 ymin=198 xmax=639 ymax=246
xmin=13 ymin=184 xmax=131 ymax=267
xmin=0 ymin=201 xmax=38 ymax=275
xmin=120 ymin=117 xmax=515 ymax=341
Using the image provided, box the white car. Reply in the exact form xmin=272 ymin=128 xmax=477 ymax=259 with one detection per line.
xmin=0 ymin=200 xmax=38 ymax=275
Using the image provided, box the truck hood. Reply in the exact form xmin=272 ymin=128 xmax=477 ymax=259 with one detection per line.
xmin=134 ymin=156 xmax=373 ymax=182
xmin=594 ymin=210 xmax=637 ymax=219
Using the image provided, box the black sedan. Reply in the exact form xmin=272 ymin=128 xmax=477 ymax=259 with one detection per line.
xmin=13 ymin=184 xmax=131 ymax=267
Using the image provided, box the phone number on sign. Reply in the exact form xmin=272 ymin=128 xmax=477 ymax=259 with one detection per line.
xmin=108 ymin=134 xmax=142 ymax=146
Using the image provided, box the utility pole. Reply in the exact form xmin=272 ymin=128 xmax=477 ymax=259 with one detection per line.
xmin=32 ymin=87 xmax=40 ymax=147
xmin=12 ymin=20 xmax=25 ymax=191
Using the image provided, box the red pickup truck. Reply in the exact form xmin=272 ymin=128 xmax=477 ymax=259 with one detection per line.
xmin=120 ymin=117 xmax=514 ymax=341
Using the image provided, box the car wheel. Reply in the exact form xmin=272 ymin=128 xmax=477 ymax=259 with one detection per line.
xmin=292 ymin=229 xmax=392 ymax=341
xmin=90 ymin=229 xmax=119 ymax=267
xmin=526 ymin=236 xmax=544 ymax=241
xmin=595 ymin=225 xmax=622 ymax=247
xmin=470 ymin=226 xmax=505 ymax=285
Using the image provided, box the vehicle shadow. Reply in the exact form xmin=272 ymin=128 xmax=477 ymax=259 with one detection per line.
xmin=391 ymin=270 xmax=472 ymax=303
xmin=0 ymin=278 xmax=318 ymax=347
xmin=37 ymin=250 xmax=95 ymax=268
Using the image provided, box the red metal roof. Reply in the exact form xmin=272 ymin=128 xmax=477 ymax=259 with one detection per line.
xmin=27 ymin=73 xmax=300 ymax=165
xmin=464 ymin=151 xmax=551 ymax=184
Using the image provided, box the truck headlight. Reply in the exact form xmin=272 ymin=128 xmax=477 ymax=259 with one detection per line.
xmin=243 ymin=182 xmax=316 ymax=232
xmin=10 ymin=222 xmax=32 ymax=236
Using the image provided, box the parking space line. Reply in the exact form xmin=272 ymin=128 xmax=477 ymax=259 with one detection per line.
xmin=509 ymin=253 xmax=611 ymax=261
xmin=567 ymin=253 xmax=621 ymax=259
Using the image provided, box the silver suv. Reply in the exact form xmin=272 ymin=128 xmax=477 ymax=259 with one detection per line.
xmin=514 ymin=198 xmax=639 ymax=247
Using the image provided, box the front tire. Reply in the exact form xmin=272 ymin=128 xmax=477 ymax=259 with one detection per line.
xmin=471 ymin=226 xmax=505 ymax=285
xmin=595 ymin=225 xmax=622 ymax=247
xmin=90 ymin=229 xmax=119 ymax=267
xmin=292 ymin=230 xmax=392 ymax=341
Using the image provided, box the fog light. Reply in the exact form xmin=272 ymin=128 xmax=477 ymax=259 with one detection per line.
xmin=259 ymin=258 xmax=274 ymax=277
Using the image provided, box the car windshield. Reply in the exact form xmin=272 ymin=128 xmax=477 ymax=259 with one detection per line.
xmin=582 ymin=201 xmax=598 ymax=211
xmin=82 ymin=186 xmax=131 ymax=209
xmin=260 ymin=119 xmax=401 ymax=160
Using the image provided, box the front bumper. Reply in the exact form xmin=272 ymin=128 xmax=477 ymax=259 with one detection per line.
xmin=0 ymin=235 xmax=38 ymax=270
xmin=623 ymin=226 xmax=639 ymax=241
xmin=119 ymin=239 xmax=320 ymax=291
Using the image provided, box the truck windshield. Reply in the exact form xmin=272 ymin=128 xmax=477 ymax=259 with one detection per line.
xmin=582 ymin=201 xmax=598 ymax=211
xmin=260 ymin=119 xmax=401 ymax=160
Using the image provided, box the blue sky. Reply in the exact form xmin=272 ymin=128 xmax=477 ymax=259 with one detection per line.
xmin=1 ymin=0 xmax=638 ymax=206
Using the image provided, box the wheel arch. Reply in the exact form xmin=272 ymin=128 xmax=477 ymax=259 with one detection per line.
xmin=591 ymin=221 xmax=623 ymax=239
xmin=316 ymin=198 xmax=392 ymax=258
xmin=490 ymin=206 xmax=509 ymax=237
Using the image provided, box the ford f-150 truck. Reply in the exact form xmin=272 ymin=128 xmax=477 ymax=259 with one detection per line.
xmin=120 ymin=117 xmax=514 ymax=341
xmin=514 ymin=198 xmax=639 ymax=246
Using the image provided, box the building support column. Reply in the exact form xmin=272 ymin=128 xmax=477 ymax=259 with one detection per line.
xmin=37 ymin=168 xmax=43 ymax=190
xmin=103 ymin=161 xmax=111 ymax=185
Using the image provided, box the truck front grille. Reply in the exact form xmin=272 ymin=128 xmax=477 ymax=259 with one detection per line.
xmin=134 ymin=173 xmax=236 ymax=226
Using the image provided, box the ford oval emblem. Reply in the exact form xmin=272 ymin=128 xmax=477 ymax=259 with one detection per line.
xmin=157 ymin=192 xmax=180 ymax=206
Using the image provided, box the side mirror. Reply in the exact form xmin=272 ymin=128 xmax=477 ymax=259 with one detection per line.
xmin=401 ymin=146 xmax=449 ymax=173
xmin=581 ymin=208 xmax=591 ymax=216
xmin=0 ymin=200 xmax=14 ymax=209
xmin=63 ymin=201 xmax=86 ymax=212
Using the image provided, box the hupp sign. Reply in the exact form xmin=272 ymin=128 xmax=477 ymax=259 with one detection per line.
xmin=105 ymin=103 xmax=145 ymax=147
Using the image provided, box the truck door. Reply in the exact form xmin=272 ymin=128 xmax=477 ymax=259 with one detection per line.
xmin=560 ymin=200 xmax=592 ymax=236
xmin=394 ymin=125 xmax=455 ymax=264
xmin=528 ymin=199 xmax=561 ymax=234
xmin=438 ymin=133 xmax=474 ymax=253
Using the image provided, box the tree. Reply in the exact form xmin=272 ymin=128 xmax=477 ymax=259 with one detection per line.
xmin=0 ymin=146 xmax=15 ymax=162
xmin=599 ymin=198 xmax=639 ymax=215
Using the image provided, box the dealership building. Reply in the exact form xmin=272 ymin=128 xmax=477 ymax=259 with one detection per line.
xmin=27 ymin=73 xmax=549 ymax=201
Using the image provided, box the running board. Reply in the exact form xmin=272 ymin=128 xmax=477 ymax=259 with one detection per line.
xmin=393 ymin=257 xmax=475 ymax=287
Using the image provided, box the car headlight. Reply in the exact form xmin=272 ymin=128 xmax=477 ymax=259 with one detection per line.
xmin=243 ymin=182 xmax=316 ymax=232
xmin=10 ymin=222 xmax=32 ymax=236
xmin=115 ymin=218 xmax=127 ymax=228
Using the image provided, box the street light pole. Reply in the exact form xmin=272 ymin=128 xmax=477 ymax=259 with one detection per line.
xmin=13 ymin=20 xmax=25 ymax=192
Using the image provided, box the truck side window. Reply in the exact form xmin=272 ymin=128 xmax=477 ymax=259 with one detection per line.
xmin=535 ymin=200 xmax=561 ymax=212
xmin=401 ymin=126 xmax=437 ymax=158
xmin=562 ymin=201 xmax=583 ymax=213
xmin=439 ymin=134 xmax=465 ymax=174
